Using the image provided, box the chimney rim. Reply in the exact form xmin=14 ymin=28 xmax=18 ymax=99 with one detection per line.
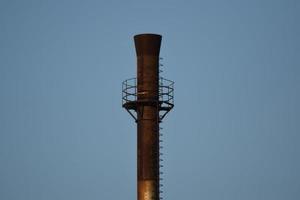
xmin=134 ymin=33 xmax=162 ymax=39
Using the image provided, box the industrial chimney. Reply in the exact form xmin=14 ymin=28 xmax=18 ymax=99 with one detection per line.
xmin=122 ymin=34 xmax=174 ymax=200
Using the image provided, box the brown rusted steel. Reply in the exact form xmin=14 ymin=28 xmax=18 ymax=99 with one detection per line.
xmin=122 ymin=33 xmax=174 ymax=200
xmin=135 ymin=34 xmax=161 ymax=200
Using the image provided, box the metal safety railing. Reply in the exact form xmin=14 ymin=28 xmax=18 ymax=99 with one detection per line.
xmin=122 ymin=78 xmax=137 ymax=105
xmin=122 ymin=77 xmax=174 ymax=108
xmin=158 ymin=77 xmax=174 ymax=109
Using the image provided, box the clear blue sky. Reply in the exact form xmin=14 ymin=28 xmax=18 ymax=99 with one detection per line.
xmin=0 ymin=0 xmax=299 ymax=199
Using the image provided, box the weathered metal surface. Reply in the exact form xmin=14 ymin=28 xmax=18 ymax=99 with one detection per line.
xmin=135 ymin=34 xmax=161 ymax=200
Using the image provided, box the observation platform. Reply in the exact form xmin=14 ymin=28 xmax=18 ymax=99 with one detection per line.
xmin=122 ymin=77 xmax=174 ymax=121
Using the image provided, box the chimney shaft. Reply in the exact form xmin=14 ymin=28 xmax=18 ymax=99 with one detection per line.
xmin=134 ymin=34 xmax=161 ymax=200
xmin=122 ymin=33 xmax=173 ymax=200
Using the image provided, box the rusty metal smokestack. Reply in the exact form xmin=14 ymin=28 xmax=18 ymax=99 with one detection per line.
xmin=122 ymin=34 xmax=174 ymax=200
xmin=135 ymin=34 xmax=161 ymax=200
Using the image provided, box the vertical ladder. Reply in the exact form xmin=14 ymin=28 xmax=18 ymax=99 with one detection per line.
xmin=158 ymin=57 xmax=164 ymax=200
